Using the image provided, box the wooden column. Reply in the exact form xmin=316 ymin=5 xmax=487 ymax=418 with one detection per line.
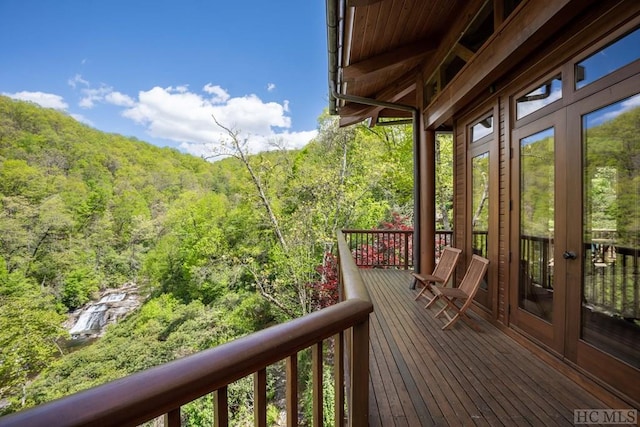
xmin=420 ymin=128 xmax=436 ymax=275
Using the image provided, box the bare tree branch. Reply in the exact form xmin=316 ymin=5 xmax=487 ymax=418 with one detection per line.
xmin=209 ymin=115 xmax=289 ymax=252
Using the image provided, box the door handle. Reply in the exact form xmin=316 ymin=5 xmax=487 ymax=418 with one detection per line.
xmin=563 ymin=251 xmax=577 ymax=260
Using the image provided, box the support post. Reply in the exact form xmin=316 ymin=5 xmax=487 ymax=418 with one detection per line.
xmin=421 ymin=129 xmax=436 ymax=275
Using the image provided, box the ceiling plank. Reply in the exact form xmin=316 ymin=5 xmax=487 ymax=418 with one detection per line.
xmin=343 ymin=38 xmax=437 ymax=82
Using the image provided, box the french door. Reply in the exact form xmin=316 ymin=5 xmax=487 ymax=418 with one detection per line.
xmin=511 ymin=75 xmax=640 ymax=401
xmin=511 ymin=110 xmax=568 ymax=355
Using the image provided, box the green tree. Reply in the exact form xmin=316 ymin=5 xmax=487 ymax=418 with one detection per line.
xmin=0 ymin=274 xmax=66 ymax=408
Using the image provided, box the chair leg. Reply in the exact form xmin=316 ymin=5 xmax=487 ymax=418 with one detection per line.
xmin=424 ymin=294 xmax=441 ymax=309
xmin=414 ymin=283 xmax=433 ymax=301
xmin=442 ymin=313 xmax=461 ymax=330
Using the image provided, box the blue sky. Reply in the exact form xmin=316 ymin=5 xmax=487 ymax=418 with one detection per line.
xmin=0 ymin=1 xmax=328 ymax=155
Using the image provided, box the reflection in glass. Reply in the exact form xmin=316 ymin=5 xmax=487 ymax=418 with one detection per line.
xmin=582 ymin=94 xmax=640 ymax=369
xmin=576 ymin=27 xmax=640 ymax=90
xmin=472 ymin=153 xmax=489 ymax=291
xmin=516 ymin=76 xmax=562 ymax=120
xmin=519 ymin=128 xmax=555 ymax=322
xmin=471 ymin=116 xmax=493 ymax=143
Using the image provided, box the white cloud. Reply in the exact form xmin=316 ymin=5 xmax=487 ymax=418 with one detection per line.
xmin=3 ymin=91 xmax=68 ymax=110
xmin=203 ymin=83 xmax=230 ymax=103
xmin=267 ymin=83 xmax=276 ymax=92
xmin=105 ymin=91 xmax=135 ymax=107
xmin=68 ymin=73 xmax=89 ymax=89
xmin=63 ymin=75 xmax=316 ymax=155
xmin=121 ymin=85 xmax=316 ymax=156
xmin=79 ymin=85 xmax=113 ymax=109
xmin=3 ymin=89 xmax=95 ymax=126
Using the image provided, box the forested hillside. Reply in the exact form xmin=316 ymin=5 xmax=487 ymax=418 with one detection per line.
xmin=0 ymin=95 xmax=425 ymax=423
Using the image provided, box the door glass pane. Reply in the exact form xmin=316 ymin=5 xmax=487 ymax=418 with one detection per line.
xmin=519 ymin=128 xmax=555 ymax=322
xmin=472 ymin=152 xmax=489 ymax=291
xmin=582 ymin=94 xmax=640 ymax=369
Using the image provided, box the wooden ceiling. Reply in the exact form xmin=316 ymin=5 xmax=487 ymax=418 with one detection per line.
xmin=329 ymin=0 xmax=494 ymax=126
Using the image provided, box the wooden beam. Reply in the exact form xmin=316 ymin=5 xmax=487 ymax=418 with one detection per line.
xmin=421 ymin=0 xmax=487 ymax=81
xmin=341 ymin=71 xmax=418 ymax=125
xmin=453 ymin=43 xmax=475 ymax=63
xmin=343 ymin=39 xmax=437 ymax=83
xmin=339 ymin=115 xmax=367 ymax=127
xmin=425 ymin=0 xmax=596 ymax=128
xmin=336 ymin=74 xmax=416 ymax=125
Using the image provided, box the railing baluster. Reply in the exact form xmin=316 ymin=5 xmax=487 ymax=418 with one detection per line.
xmin=350 ymin=320 xmax=369 ymax=427
xmin=214 ymin=387 xmax=228 ymax=427
xmin=164 ymin=408 xmax=181 ymax=427
xmin=254 ymin=369 xmax=267 ymax=427
xmin=334 ymin=332 xmax=344 ymax=427
xmin=312 ymin=342 xmax=323 ymax=426
xmin=286 ymin=355 xmax=298 ymax=427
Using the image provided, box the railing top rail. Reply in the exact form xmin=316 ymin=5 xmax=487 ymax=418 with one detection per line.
xmin=341 ymin=228 xmax=414 ymax=234
xmin=0 ymin=233 xmax=373 ymax=427
xmin=337 ymin=230 xmax=372 ymax=302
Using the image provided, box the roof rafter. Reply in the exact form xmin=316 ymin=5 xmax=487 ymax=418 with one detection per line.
xmin=337 ymin=67 xmax=419 ymax=125
xmin=343 ymin=38 xmax=437 ymax=83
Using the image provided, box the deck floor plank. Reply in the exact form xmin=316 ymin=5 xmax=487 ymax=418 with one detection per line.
xmin=371 ymin=271 xmax=484 ymax=426
xmin=361 ymin=269 xmax=609 ymax=426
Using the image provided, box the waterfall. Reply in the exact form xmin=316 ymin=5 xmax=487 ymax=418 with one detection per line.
xmin=67 ymin=284 xmax=141 ymax=338
xmin=69 ymin=304 xmax=109 ymax=335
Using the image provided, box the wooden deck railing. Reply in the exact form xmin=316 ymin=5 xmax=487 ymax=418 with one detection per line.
xmin=341 ymin=229 xmax=454 ymax=269
xmin=0 ymin=231 xmax=372 ymax=427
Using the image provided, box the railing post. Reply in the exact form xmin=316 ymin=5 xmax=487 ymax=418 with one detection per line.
xmin=349 ymin=318 xmax=369 ymax=427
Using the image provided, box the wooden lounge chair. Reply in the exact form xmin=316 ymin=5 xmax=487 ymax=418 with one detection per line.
xmin=426 ymin=254 xmax=490 ymax=331
xmin=412 ymin=246 xmax=462 ymax=303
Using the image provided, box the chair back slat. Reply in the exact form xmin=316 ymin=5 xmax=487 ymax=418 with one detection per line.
xmin=432 ymin=247 xmax=462 ymax=283
xmin=459 ymin=255 xmax=490 ymax=296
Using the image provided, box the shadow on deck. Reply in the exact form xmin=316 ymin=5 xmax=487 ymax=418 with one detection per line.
xmin=362 ymin=269 xmax=606 ymax=426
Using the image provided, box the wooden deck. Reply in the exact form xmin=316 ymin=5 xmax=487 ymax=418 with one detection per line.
xmin=362 ymin=269 xmax=607 ymax=426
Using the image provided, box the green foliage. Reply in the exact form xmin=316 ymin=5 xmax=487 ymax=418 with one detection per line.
xmin=0 ymin=97 xmax=424 ymax=421
xmin=0 ymin=96 xmax=217 ymax=310
xmin=0 ymin=273 xmax=67 ymax=406
xmin=61 ymin=267 xmax=100 ymax=309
